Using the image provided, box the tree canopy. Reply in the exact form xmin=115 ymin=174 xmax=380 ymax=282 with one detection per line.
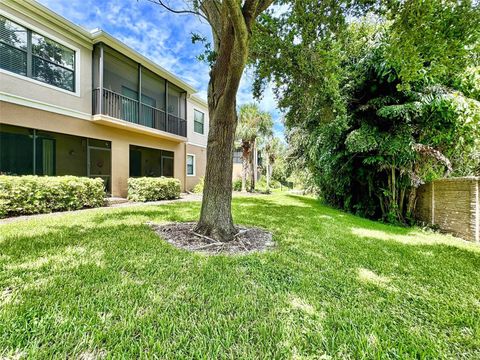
xmin=250 ymin=0 xmax=480 ymax=223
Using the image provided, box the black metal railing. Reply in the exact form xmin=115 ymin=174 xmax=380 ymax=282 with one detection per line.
xmin=93 ymin=88 xmax=186 ymax=137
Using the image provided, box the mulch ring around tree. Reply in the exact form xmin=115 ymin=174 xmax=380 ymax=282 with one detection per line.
xmin=148 ymin=222 xmax=275 ymax=255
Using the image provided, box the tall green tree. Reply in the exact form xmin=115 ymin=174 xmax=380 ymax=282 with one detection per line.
xmin=251 ymin=0 xmax=480 ymax=223
xmin=149 ymin=0 xmax=275 ymax=241
xmin=236 ymin=104 xmax=273 ymax=192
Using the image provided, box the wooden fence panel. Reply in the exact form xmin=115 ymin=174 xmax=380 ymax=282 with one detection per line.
xmin=415 ymin=177 xmax=479 ymax=242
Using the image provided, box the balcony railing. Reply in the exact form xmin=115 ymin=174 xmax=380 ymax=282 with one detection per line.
xmin=93 ymin=88 xmax=186 ymax=137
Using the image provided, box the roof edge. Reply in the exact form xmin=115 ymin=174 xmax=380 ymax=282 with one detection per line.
xmin=2 ymin=0 xmax=92 ymax=48
xmin=189 ymin=94 xmax=208 ymax=107
xmin=4 ymin=0 xmax=202 ymax=95
xmin=90 ymin=29 xmax=198 ymax=94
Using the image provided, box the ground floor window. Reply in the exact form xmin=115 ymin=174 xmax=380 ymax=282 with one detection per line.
xmin=0 ymin=124 xmax=111 ymax=191
xmin=186 ymin=154 xmax=195 ymax=176
xmin=233 ymin=148 xmax=242 ymax=164
xmin=129 ymin=145 xmax=174 ymax=178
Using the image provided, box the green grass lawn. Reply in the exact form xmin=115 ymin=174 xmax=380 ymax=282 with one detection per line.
xmin=1 ymin=194 xmax=479 ymax=359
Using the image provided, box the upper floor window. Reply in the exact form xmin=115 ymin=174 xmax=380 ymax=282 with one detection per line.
xmin=194 ymin=109 xmax=205 ymax=134
xmin=0 ymin=15 xmax=75 ymax=92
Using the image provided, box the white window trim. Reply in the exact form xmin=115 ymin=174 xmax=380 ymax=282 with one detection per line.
xmin=193 ymin=109 xmax=205 ymax=135
xmin=186 ymin=154 xmax=196 ymax=177
xmin=0 ymin=9 xmax=81 ymax=97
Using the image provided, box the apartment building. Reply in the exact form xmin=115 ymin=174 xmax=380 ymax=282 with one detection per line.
xmin=0 ymin=0 xmax=208 ymax=197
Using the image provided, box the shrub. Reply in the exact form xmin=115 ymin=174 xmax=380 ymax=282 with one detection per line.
xmin=128 ymin=177 xmax=181 ymax=202
xmin=256 ymin=177 xmax=282 ymax=191
xmin=192 ymin=177 xmax=204 ymax=194
xmin=233 ymin=178 xmax=251 ymax=191
xmin=0 ymin=175 xmax=105 ymax=218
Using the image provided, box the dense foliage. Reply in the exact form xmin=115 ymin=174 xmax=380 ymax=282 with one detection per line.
xmin=252 ymin=0 xmax=480 ymax=223
xmin=192 ymin=177 xmax=204 ymax=194
xmin=0 ymin=176 xmax=105 ymax=217
xmin=127 ymin=177 xmax=181 ymax=202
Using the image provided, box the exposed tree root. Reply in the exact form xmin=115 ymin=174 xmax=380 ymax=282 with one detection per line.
xmin=149 ymin=222 xmax=274 ymax=255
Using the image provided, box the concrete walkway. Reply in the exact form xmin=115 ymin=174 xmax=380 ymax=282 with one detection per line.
xmin=0 ymin=193 xmax=203 ymax=225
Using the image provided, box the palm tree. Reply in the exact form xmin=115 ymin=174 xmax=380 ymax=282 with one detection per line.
xmin=236 ymin=104 xmax=273 ymax=192
xmin=262 ymin=136 xmax=283 ymax=190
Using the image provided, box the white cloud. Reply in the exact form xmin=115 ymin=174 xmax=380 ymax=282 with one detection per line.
xmin=37 ymin=0 xmax=284 ymax=138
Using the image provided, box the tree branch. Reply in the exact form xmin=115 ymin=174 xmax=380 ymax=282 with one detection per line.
xmin=242 ymin=0 xmax=275 ymax=32
xmin=224 ymin=0 xmax=249 ymax=44
xmin=413 ymin=143 xmax=453 ymax=176
xmin=243 ymin=0 xmax=262 ymax=31
xmin=200 ymin=0 xmax=222 ymax=48
xmin=255 ymin=0 xmax=275 ymax=16
xmin=145 ymin=0 xmax=209 ymax=22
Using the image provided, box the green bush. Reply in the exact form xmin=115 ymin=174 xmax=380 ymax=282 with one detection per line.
xmin=192 ymin=177 xmax=204 ymax=194
xmin=256 ymin=177 xmax=282 ymax=190
xmin=0 ymin=175 xmax=105 ymax=218
xmin=128 ymin=177 xmax=181 ymax=202
xmin=233 ymin=178 xmax=251 ymax=191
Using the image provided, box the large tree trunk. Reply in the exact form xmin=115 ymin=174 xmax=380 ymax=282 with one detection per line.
xmin=194 ymin=17 xmax=248 ymax=242
xmin=194 ymin=96 xmax=238 ymax=240
xmin=193 ymin=0 xmax=274 ymax=242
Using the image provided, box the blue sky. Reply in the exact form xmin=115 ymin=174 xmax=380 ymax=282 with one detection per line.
xmin=37 ymin=0 xmax=284 ymax=137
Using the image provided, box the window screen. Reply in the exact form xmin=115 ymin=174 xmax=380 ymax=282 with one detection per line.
xmin=194 ymin=110 xmax=204 ymax=134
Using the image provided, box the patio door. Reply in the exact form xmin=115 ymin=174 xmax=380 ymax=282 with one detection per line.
xmin=87 ymin=139 xmax=111 ymax=193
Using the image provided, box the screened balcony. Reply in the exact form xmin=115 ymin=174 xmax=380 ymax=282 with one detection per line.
xmin=92 ymin=43 xmax=187 ymax=137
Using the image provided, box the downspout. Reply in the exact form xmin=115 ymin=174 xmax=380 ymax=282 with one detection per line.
xmin=184 ymin=142 xmax=187 ymax=193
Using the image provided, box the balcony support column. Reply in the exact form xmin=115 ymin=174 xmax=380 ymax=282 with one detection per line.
xmin=166 ymin=81 xmax=170 ymax=132
xmin=138 ymin=63 xmax=142 ymax=125
xmin=99 ymin=44 xmax=104 ymax=115
xmin=184 ymin=92 xmax=187 ymax=136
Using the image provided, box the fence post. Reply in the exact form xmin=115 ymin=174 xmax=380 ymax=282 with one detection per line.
xmin=475 ymin=178 xmax=479 ymax=243
xmin=431 ymin=181 xmax=435 ymax=225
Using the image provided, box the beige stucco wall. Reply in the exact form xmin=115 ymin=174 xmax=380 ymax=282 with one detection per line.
xmin=186 ymin=97 xmax=209 ymax=147
xmin=185 ymin=143 xmax=206 ymax=191
xmin=415 ymin=177 xmax=480 ymax=242
xmin=1 ymin=101 xmax=187 ymax=197
xmin=232 ymin=163 xmax=243 ymax=180
xmin=0 ymin=4 xmax=93 ymax=116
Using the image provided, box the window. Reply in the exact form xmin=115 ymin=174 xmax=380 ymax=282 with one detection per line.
xmin=0 ymin=15 xmax=76 ymax=92
xmin=233 ymin=149 xmax=242 ymax=164
xmin=162 ymin=152 xmax=174 ymax=177
xmin=0 ymin=124 xmax=34 ymax=175
xmin=194 ymin=110 xmax=205 ymax=134
xmin=0 ymin=16 xmax=27 ymax=76
xmin=129 ymin=145 xmax=174 ymax=178
xmin=186 ymin=154 xmax=195 ymax=176
xmin=0 ymin=124 xmax=111 ymax=192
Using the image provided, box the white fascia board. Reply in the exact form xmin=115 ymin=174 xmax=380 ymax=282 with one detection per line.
xmin=2 ymin=0 xmax=93 ymax=49
xmin=90 ymin=30 xmax=198 ymax=95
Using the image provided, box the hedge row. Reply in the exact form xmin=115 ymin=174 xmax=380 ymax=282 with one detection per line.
xmin=128 ymin=177 xmax=181 ymax=202
xmin=0 ymin=175 xmax=105 ymax=218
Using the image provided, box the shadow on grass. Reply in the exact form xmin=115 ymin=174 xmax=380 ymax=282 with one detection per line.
xmin=1 ymin=194 xmax=480 ymax=358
